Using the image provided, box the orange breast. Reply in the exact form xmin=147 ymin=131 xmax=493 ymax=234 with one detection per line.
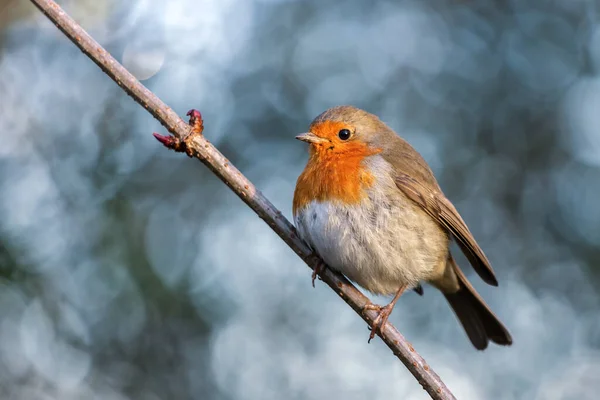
xmin=293 ymin=143 xmax=381 ymax=214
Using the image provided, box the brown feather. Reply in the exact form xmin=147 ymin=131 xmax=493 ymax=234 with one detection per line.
xmin=394 ymin=174 xmax=498 ymax=286
xmin=443 ymin=257 xmax=512 ymax=349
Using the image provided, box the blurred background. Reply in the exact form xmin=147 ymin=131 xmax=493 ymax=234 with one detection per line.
xmin=1 ymin=0 xmax=600 ymax=398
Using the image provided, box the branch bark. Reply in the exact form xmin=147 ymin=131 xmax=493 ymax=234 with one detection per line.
xmin=29 ymin=1 xmax=457 ymax=399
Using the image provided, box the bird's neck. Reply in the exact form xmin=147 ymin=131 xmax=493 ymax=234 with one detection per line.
xmin=293 ymin=144 xmax=381 ymax=214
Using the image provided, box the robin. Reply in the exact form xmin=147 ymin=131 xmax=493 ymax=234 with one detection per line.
xmin=292 ymin=105 xmax=512 ymax=350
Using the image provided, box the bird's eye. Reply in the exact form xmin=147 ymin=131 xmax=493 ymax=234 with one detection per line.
xmin=338 ymin=129 xmax=351 ymax=140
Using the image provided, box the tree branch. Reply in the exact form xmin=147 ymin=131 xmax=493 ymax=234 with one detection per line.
xmin=29 ymin=1 xmax=457 ymax=399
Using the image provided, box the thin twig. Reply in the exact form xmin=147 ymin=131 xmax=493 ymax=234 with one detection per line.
xmin=28 ymin=1 xmax=457 ymax=399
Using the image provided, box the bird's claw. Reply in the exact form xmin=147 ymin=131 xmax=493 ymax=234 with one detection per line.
xmin=311 ymin=260 xmax=326 ymax=288
xmin=364 ymin=303 xmax=394 ymax=343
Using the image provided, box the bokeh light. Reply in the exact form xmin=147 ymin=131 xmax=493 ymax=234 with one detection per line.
xmin=1 ymin=0 xmax=600 ymax=399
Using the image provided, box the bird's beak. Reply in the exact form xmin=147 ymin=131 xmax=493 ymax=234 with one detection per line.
xmin=295 ymin=132 xmax=329 ymax=144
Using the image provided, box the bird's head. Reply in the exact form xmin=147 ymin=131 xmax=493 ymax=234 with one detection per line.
xmin=296 ymin=105 xmax=391 ymax=157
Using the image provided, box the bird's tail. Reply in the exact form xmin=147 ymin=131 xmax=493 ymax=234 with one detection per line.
xmin=443 ymin=258 xmax=513 ymax=350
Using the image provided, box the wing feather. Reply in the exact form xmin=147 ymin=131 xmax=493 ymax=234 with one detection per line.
xmin=395 ymin=174 xmax=498 ymax=286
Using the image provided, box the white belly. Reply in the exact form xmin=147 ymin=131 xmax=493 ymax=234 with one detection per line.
xmin=294 ymin=162 xmax=448 ymax=295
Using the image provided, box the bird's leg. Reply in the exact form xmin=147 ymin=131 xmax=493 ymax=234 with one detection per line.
xmin=311 ymin=259 xmax=326 ymax=287
xmin=363 ymin=285 xmax=407 ymax=343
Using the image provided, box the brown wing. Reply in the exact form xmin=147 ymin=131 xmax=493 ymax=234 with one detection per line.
xmin=395 ymin=174 xmax=498 ymax=286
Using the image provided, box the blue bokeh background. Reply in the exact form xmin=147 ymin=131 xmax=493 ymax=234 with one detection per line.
xmin=1 ymin=0 xmax=600 ymax=398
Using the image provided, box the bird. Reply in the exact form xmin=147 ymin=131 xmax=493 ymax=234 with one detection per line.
xmin=292 ymin=105 xmax=512 ymax=350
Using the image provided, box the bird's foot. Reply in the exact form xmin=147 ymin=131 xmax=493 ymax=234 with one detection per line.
xmin=363 ymin=302 xmax=395 ymax=343
xmin=311 ymin=259 xmax=326 ymax=288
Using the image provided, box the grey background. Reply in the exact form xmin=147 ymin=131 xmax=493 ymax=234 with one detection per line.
xmin=1 ymin=0 xmax=600 ymax=399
